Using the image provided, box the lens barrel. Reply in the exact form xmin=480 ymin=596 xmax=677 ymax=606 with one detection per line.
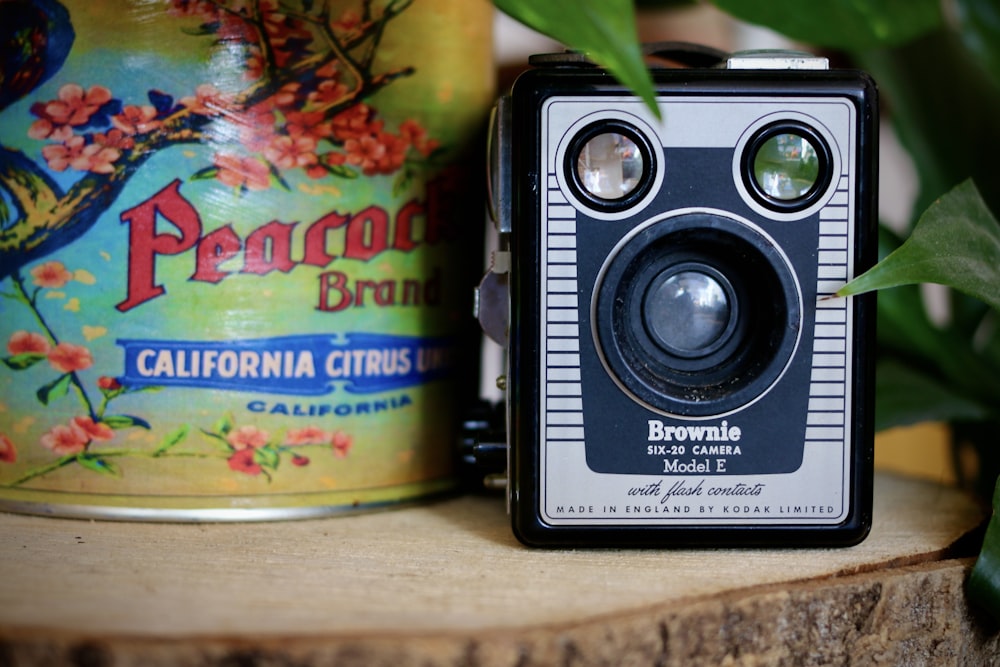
xmin=593 ymin=211 xmax=802 ymax=418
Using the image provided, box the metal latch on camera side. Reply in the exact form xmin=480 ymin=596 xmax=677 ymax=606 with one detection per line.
xmin=476 ymin=250 xmax=510 ymax=347
xmin=725 ymin=49 xmax=829 ymax=70
xmin=477 ymin=94 xmax=512 ymax=348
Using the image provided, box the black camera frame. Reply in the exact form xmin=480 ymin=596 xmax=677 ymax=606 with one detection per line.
xmin=502 ymin=56 xmax=878 ymax=548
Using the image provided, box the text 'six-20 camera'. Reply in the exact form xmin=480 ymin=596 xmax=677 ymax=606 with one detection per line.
xmin=479 ymin=46 xmax=878 ymax=547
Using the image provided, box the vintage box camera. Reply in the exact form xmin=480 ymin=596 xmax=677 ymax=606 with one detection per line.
xmin=479 ymin=46 xmax=878 ymax=547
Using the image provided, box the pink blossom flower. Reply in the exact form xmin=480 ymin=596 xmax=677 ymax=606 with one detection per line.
xmin=331 ymin=431 xmax=352 ymax=458
xmin=167 ymin=0 xmax=219 ymax=22
xmin=221 ymin=16 xmax=258 ymax=43
xmin=41 ymin=136 xmax=85 ymax=172
xmin=47 ymin=342 xmax=94 ymax=374
xmin=270 ymin=82 xmax=302 ymax=111
xmin=226 ymin=425 xmax=270 ymax=450
xmin=30 ymin=260 xmax=73 ymax=288
xmin=321 ymin=152 xmax=347 ymax=168
xmin=342 ymin=131 xmax=409 ymax=176
xmin=373 ymin=132 xmax=409 ymax=174
xmin=97 ymin=376 xmax=122 ymax=391
xmin=7 ymin=331 xmax=51 ymax=356
xmin=284 ymin=110 xmax=333 ymax=142
xmin=227 ymin=448 xmax=262 ymax=475
xmin=111 ymin=105 xmax=161 ymax=135
xmin=263 ymin=134 xmax=318 ymax=170
xmin=236 ymin=107 xmax=278 ymax=153
xmin=43 ymin=84 xmax=112 ymax=127
xmin=214 ymin=154 xmax=272 ymax=191
xmin=331 ymin=104 xmax=375 ymax=141
xmin=0 ymin=434 xmax=16 ymax=464
xmin=284 ymin=427 xmax=330 ymax=446
xmin=262 ymin=10 xmax=310 ymax=49
xmin=344 ymin=134 xmax=387 ymax=175
xmin=291 ymin=454 xmax=310 ymax=467
xmin=316 ymin=61 xmax=339 ymax=79
xmin=70 ymin=416 xmax=115 ymax=443
xmin=28 ymin=118 xmax=74 ymax=142
xmin=307 ymin=79 xmax=349 ymax=109
xmin=400 ymin=119 xmax=439 ymax=157
xmin=93 ymin=128 xmax=135 ymax=151
xmin=332 ymin=9 xmax=362 ymax=32
xmin=76 ymin=144 xmax=120 ymax=174
xmin=180 ymin=84 xmax=234 ymax=116
xmin=41 ymin=136 xmax=120 ymax=174
xmin=40 ymin=424 xmax=88 ymax=456
xmin=305 ymin=161 xmax=331 ymax=179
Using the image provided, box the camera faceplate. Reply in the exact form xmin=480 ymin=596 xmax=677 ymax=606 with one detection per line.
xmin=504 ymin=66 xmax=877 ymax=547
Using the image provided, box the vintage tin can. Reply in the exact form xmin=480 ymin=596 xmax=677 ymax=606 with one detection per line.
xmin=0 ymin=0 xmax=493 ymax=519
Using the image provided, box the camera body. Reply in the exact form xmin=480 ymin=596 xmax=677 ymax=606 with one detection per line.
xmin=485 ymin=49 xmax=877 ymax=547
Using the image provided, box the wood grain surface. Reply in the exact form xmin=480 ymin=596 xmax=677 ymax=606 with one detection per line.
xmin=0 ymin=472 xmax=997 ymax=666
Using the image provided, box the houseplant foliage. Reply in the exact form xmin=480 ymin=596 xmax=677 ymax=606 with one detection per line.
xmin=496 ymin=0 xmax=1000 ymax=620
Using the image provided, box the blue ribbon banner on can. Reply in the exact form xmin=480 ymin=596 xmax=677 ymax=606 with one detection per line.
xmin=116 ymin=333 xmax=456 ymax=395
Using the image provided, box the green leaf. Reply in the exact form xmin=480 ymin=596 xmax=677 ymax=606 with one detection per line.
xmin=393 ymin=168 xmax=414 ymax=197
xmin=955 ymin=0 xmax=1000 ymax=87
xmin=37 ymin=374 xmax=72 ymax=405
xmin=269 ymin=163 xmax=291 ymax=192
xmin=322 ymin=163 xmax=359 ymax=179
xmin=495 ymin=0 xmax=659 ymax=118
xmin=76 ymin=455 xmax=122 ymax=478
xmin=876 ymin=290 xmax=1000 ymax=416
xmin=2 ymin=353 xmax=47 ymax=370
xmin=102 ymin=414 xmax=152 ymax=430
xmin=255 ymin=446 xmax=281 ymax=470
xmin=969 ymin=475 xmax=1000 ymax=622
xmin=858 ymin=30 xmax=1000 ymax=220
xmin=214 ymin=413 xmax=234 ymax=436
xmin=153 ymin=425 xmax=190 ymax=456
xmin=190 ymin=166 xmax=219 ymax=181
xmin=839 ymin=180 xmax=1000 ymax=312
xmin=711 ymin=0 xmax=941 ymax=51
xmin=874 ymin=359 xmax=994 ymax=430
xmin=181 ymin=22 xmax=221 ymax=37
xmin=0 ymin=290 xmax=23 ymax=303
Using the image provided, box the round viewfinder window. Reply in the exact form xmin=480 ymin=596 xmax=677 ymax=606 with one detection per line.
xmin=576 ymin=132 xmax=644 ymax=201
xmin=742 ymin=121 xmax=832 ymax=212
xmin=753 ymin=133 xmax=820 ymax=200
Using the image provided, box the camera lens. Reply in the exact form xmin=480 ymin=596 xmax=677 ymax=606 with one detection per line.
xmin=593 ymin=212 xmax=801 ymax=418
xmin=742 ymin=121 xmax=832 ymax=212
xmin=642 ymin=267 xmax=736 ymax=358
xmin=566 ymin=120 xmax=656 ymax=213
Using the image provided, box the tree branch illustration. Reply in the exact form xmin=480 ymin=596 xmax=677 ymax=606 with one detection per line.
xmin=0 ymin=0 xmax=422 ymax=282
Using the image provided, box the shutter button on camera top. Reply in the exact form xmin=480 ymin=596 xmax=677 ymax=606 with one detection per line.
xmin=528 ymin=48 xmax=829 ymax=71
xmin=726 ymin=50 xmax=829 ymax=70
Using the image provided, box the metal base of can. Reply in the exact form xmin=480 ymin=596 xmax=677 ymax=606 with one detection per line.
xmin=0 ymin=479 xmax=456 ymax=522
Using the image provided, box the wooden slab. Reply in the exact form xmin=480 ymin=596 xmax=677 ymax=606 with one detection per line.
xmin=0 ymin=472 xmax=997 ymax=666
